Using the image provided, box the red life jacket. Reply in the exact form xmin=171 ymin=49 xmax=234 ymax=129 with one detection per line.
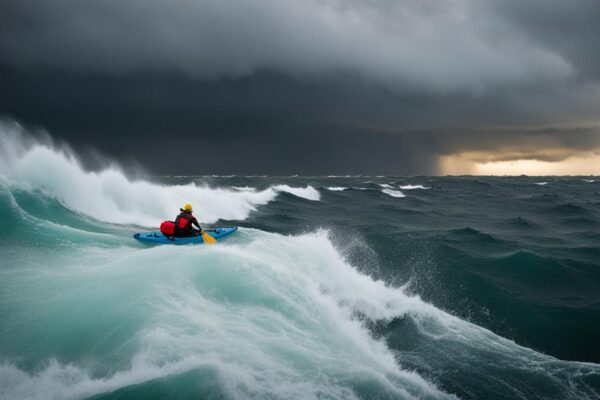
xmin=174 ymin=212 xmax=196 ymax=236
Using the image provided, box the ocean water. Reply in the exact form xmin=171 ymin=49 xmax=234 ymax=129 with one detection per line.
xmin=1 ymin=124 xmax=600 ymax=399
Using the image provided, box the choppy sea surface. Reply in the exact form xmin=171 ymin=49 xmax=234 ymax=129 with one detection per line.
xmin=1 ymin=127 xmax=600 ymax=399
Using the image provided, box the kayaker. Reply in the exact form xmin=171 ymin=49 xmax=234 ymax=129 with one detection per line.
xmin=173 ymin=203 xmax=202 ymax=237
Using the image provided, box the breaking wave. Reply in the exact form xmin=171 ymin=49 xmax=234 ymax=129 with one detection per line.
xmin=399 ymin=185 xmax=430 ymax=190
xmin=382 ymin=189 xmax=406 ymax=198
xmin=0 ymin=123 xmax=318 ymax=226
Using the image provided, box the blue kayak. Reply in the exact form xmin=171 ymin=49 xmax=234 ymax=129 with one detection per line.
xmin=134 ymin=227 xmax=238 ymax=245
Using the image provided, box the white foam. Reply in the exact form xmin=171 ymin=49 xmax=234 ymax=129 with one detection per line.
xmin=382 ymin=189 xmax=406 ymax=198
xmin=2 ymin=229 xmax=599 ymax=399
xmin=0 ymin=357 xmax=204 ymax=400
xmin=582 ymin=179 xmax=595 ymax=183
xmin=273 ymin=184 xmax=320 ymax=201
xmin=399 ymin=185 xmax=430 ymax=190
xmin=326 ymin=186 xmax=348 ymax=191
xmin=378 ymin=183 xmax=394 ymax=189
xmin=534 ymin=182 xmax=548 ymax=185
xmin=0 ymin=122 xmax=318 ymax=226
xmin=0 ymin=230 xmax=454 ymax=400
xmin=238 ymin=185 xmax=320 ymax=200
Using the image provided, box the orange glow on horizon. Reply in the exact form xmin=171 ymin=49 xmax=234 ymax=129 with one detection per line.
xmin=439 ymin=153 xmax=600 ymax=175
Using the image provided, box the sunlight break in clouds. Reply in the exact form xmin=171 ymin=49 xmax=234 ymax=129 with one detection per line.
xmin=439 ymin=153 xmax=600 ymax=175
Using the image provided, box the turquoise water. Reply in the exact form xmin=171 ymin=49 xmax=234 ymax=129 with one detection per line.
xmin=1 ymin=123 xmax=599 ymax=399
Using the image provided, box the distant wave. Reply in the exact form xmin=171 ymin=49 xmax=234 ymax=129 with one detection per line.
xmin=399 ymin=184 xmax=430 ymax=190
xmin=535 ymin=182 xmax=548 ymax=186
xmin=548 ymin=203 xmax=592 ymax=216
xmin=382 ymin=189 xmax=406 ymax=198
xmin=326 ymin=186 xmax=348 ymax=191
xmin=233 ymin=185 xmax=320 ymax=201
xmin=506 ymin=216 xmax=541 ymax=230
xmin=272 ymin=185 xmax=320 ymax=201
xmin=444 ymin=227 xmax=506 ymax=245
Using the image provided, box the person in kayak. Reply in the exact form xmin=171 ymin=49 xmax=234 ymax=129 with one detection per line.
xmin=174 ymin=203 xmax=202 ymax=237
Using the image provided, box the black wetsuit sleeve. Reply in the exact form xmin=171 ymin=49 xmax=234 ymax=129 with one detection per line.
xmin=192 ymin=217 xmax=201 ymax=231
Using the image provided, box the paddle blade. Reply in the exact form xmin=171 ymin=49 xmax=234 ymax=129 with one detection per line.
xmin=202 ymin=230 xmax=217 ymax=245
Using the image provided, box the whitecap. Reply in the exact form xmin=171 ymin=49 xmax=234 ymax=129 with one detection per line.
xmin=382 ymin=189 xmax=406 ymax=198
xmin=273 ymin=184 xmax=320 ymax=201
xmin=399 ymin=185 xmax=430 ymax=190
xmin=0 ymin=122 xmax=320 ymax=226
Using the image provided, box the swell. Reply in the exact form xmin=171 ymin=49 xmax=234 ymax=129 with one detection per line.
xmin=1 ymin=229 xmax=599 ymax=400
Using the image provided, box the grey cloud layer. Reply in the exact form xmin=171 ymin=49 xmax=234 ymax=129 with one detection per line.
xmin=0 ymin=0 xmax=599 ymax=173
xmin=1 ymin=0 xmax=588 ymax=93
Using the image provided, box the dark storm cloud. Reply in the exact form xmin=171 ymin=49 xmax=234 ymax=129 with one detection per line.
xmin=0 ymin=66 xmax=441 ymax=174
xmin=488 ymin=0 xmax=600 ymax=80
xmin=0 ymin=0 xmax=599 ymax=174
xmin=0 ymin=0 xmax=583 ymax=91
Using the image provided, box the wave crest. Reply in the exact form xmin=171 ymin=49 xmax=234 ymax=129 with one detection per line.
xmin=0 ymin=122 xmax=318 ymax=226
xmin=382 ymin=189 xmax=406 ymax=198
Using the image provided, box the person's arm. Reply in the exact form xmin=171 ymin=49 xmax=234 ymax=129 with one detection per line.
xmin=192 ymin=217 xmax=202 ymax=232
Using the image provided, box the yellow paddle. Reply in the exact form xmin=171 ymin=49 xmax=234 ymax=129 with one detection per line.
xmin=202 ymin=229 xmax=216 ymax=245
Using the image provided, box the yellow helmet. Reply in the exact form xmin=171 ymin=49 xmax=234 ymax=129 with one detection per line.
xmin=182 ymin=202 xmax=193 ymax=212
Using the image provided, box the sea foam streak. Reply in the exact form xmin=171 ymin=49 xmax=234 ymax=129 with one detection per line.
xmin=382 ymin=189 xmax=406 ymax=198
xmin=0 ymin=123 xmax=316 ymax=226
xmin=399 ymin=185 xmax=430 ymax=190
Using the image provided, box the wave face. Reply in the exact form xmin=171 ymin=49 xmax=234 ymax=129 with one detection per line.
xmin=1 ymin=126 xmax=600 ymax=400
xmin=0 ymin=123 xmax=320 ymax=226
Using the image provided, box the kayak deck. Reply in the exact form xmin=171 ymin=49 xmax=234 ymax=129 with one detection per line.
xmin=134 ymin=227 xmax=238 ymax=245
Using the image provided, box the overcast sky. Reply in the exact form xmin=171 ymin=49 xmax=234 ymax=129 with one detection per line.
xmin=1 ymin=0 xmax=599 ymax=174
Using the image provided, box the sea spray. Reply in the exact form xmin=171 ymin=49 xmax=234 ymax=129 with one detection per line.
xmin=2 ymin=212 xmax=599 ymax=399
xmin=0 ymin=124 xmax=319 ymax=227
xmin=0 ymin=228 xmax=454 ymax=400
